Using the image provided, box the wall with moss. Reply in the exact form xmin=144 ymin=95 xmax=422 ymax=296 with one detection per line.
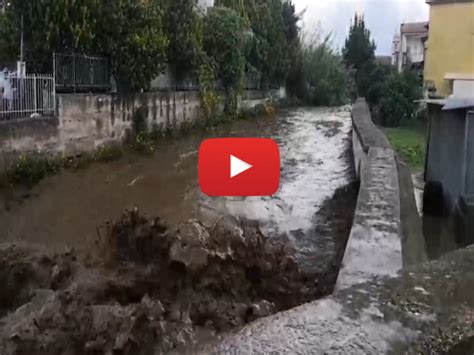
xmin=0 ymin=90 xmax=275 ymax=170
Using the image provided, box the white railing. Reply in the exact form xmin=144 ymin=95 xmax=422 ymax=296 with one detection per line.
xmin=0 ymin=74 xmax=55 ymax=121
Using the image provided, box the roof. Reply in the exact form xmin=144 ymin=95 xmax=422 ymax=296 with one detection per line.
xmin=427 ymin=0 xmax=474 ymax=5
xmin=401 ymin=22 xmax=429 ymax=35
xmin=443 ymin=97 xmax=474 ymax=110
xmin=444 ymin=73 xmax=474 ymax=81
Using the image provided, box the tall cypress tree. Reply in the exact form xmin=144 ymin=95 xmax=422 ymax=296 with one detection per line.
xmin=342 ymin=14 xmax=376 ymax=70
xmin=343 ymin=13 xmax=377 ymax=97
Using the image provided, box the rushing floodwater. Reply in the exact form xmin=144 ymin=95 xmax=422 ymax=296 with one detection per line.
xmin=0 ymin=107 xmax=352 ymax=261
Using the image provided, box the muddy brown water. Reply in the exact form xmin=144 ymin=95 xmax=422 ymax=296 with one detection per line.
xmin=0 ymin=106 xmax=353 ymax=271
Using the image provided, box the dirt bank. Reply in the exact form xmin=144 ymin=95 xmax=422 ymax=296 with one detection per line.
xmin=0 ymin=207 xmax=328 ymax=354
xmin=0 ymin=171 xmax=360 ymax=355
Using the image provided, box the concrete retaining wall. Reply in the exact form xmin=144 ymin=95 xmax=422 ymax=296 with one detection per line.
xmin=337 ymin=98 xmax=427 ymax=290
xmin=212 ymin=100 xmax=468 ymax=354
xmin=0 ymin=90 xmax=270 ymax=170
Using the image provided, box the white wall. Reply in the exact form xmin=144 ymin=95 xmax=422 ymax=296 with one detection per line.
xmin=398 ymin=34 xmax=425 ymax=72
xmin=406 ymin=36 xmax=425 ymax=64
xmin=453 ymin=80 xmax=474 ymax=98
xmin=197 ymin=0 xmax=214 ymax=14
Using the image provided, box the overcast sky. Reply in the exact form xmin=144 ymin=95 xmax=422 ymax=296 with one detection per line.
xmin=293 ymin=0 xmax=429 ymax=55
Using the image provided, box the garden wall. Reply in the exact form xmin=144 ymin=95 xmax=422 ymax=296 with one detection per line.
xmin=0 ymin=90 xmax=275 ymax=170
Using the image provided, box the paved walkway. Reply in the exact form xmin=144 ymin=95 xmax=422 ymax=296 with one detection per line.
xmin=209 ymin=246 xmax=474 ymax=354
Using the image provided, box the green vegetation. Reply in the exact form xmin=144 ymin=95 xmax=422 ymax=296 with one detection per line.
xmin=302 ymin=36 xmax=348 ymax=106
xmin=203 ymin=7 xmax=247 ymax=116
xmin=0 ymin=0 xmax=169 ymax=90
xmin=2 ymin=144 xmax=125 ymax=187
xmin=343 ymin=14 xmax=422 ymax=127
xmin=385 ymin=123 xmax=426 ymax=170
xmin=0 ymin=0 xmax=354 ymax=109
xmin=379 ymin=71 xmax=423 ymax=127
xmin=164 ymin=0 xmax=203 ymax=82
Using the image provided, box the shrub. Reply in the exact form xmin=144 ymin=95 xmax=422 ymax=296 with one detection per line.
xmin=379 ymin=71 xmax=422 ymax=127
xmin=10 ymin=154 xmax=60 ymax=186
xmin=302 ymin=36 xmax=348 ymax=106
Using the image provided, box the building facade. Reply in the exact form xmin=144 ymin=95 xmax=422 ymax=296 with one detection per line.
xmin=197 ymin=0 xmax=214 ymax=14
xmin=424 ymin=0 xmax=474 ymax=97
xmin=397 ymin=22 xmax=429 ymax=73
xmin=391 ymin=34 xmax=400 ymax=67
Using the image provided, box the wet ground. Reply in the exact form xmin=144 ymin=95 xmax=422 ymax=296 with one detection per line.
xmin=208 ymin=245 xmax=474 ymax=354
xmin=0 ymin=106 xmax=354 ymax=272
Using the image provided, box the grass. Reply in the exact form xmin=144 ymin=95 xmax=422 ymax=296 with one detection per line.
xmin=384 ymin=122 xmax=427 ymax=171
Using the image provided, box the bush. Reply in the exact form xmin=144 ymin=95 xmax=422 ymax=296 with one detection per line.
xmin=203 ymin=7 xmax=246 ymax=116
xmin=10 ymin=154 xmax=60 ymax=186
xmin=302 ymin=36 xmax=348 ymax=106
xmin=379 ymin=71 xmax=422 ymax=127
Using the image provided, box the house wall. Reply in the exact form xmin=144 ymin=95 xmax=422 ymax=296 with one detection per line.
xmin=407 ymin=36 xmax=425 ymax=64
xmin=424 ymin=2 xmax=474 ymax=96
xmin=398 ymin=34 xmax=426 ymax=72
xmin=466 ymin=111 xmax=474 ymax=195
xmin=453 ymin=80 xmax=474 ymax=97
xmin=426 ymin=103 xmax=467 ymax=210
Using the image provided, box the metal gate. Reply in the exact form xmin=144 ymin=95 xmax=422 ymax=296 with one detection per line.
xmin=0 ymin=74 xmax=55 ymax=121
xmin=53 ymin=53 xmax=110 ymax=92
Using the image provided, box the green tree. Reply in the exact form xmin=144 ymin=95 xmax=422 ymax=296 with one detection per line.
xmin=342 ymin=14 xmax=376 ymax=71
xmin=247 ymin=0 xmax=290 ymax=88
xmin=0 ymin=0 xmax=168 ymax=90
xmin=380 ymin=71 xmax=422 ymax=126
xmin=216 ymin=0 xmax=294 ymax=88
xmin=364 ymin=62 xmax=391 ymax=107
xmin=282 ymin=1 xmax=304 ymax=98
xmin=99 ymin=0 xmax=169 ymax=90
xmin=164 ymin=0 xmax=203 ymax=82
xmin=0 ymin=0 xmax=101 ymax=71
xmin=203 ymin=7 xmax=246 ymax=114
xmin=342 ymin=13 xmax=377 ymax=97
xmin=303 ymin=36 xmax=348 ymax=106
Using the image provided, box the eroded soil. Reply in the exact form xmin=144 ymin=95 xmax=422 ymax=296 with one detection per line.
xmin=0 ymin=191 xmax=357 ymax=355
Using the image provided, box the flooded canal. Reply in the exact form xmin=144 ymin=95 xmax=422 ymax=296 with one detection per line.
xmin=0 ymin=106 xmax=359 ymax=354
xmin=0 ymin=106 xmax=354 ymax=270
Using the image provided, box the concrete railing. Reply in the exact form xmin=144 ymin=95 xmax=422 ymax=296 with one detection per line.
xmin=336 ymin=98 xmax=427 ymax=290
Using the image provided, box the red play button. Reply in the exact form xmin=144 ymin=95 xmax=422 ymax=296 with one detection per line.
xmin=198 ymin=138 xmax=280 ymax=197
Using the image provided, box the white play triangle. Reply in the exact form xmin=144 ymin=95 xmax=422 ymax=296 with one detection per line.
xmin=230 ymin=155 xmax=252 ymax=178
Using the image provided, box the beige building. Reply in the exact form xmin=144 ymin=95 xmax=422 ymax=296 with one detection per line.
xmin=424 ymin=0 xmax=474 ymax=97
xmin=396 ymin=22 xmax=429 ymax=73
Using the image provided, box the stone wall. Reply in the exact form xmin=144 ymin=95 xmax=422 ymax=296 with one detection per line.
xmin=337 ymin=98 xmax=427 ymax=290
xmin=0 ymin=90 xmax=270 ymax=170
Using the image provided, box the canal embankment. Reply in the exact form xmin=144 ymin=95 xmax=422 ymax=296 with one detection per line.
xmin=0 ymin=106 xmax=358 ymax=353
xmin=338 ymin=97 xmax=427 ymax=289
xmin=207 ymin=98 xmax=472 ymax=354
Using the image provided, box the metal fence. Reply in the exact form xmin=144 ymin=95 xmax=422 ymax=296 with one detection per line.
xmin=54 ymin=53 xmax=110 ymax=92
xmin=0 ymin=74 xmax=55 ymax=121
